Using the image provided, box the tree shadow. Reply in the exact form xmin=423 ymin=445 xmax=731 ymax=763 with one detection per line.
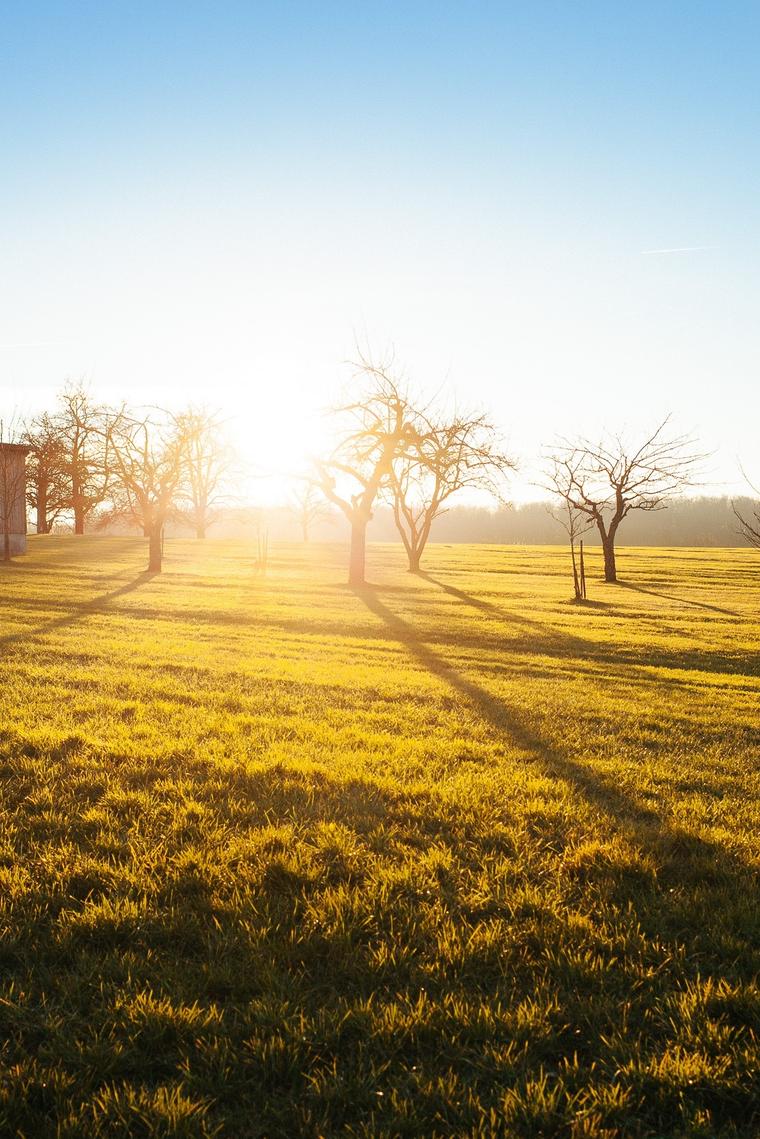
xmin=2 ymin=592 xmax=758 ymax=1136
xmin=414 ymin=570 xmax=601 ymax=643
xmin=351 ymin=584 xmax=758 ymax=882
xmin=618 ymin=581 xmax=741 ymax=618
xmin=354 ymin=587 xmax=652 ymax=826
xmin=0 ymin=572 xmax=158 ymax=651
xmin=410 ymin=570 xmax=759 ymax=679
xmin=414 ymin=570 xmax=502 ymax=614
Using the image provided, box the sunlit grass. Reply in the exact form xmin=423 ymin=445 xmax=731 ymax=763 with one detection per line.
xmin=0 ymin=536 xmax=758 ymax=1136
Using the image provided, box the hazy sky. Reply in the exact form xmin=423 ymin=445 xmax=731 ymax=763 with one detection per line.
xmin=2 ymin=1 xmax=758 ymax=500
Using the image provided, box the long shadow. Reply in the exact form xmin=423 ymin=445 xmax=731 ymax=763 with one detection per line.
xmin=413 ymin=571 xmax=760 ymax=679
xmin=415 ymin=570 xmax=502 ymax=614
xmin=414 ymin=570 xmax=603 ymax=657
xmin=619 ymin=581 xmax=741 ymax=618
xmin=9 ymin=573 xmax=751 ymax=684
xmin=10 ymin=577 xmax=743 ymax=683
xmin=352 ymin=585 xmax=760 ymax=873
xmin=0 ymin=572 xmax=157 ymax=651
xmin=355 ymin=586 xmax=661 ymax=830
xmin=415 ymin=569 xmax=592 ymax=628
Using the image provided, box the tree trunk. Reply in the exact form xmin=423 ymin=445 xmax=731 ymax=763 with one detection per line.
xmin=72 ymin=472 xmax=85 ymax=534
xmin=37 ymin=485 xmax=48 ymax=535
xmin=570 ymin=540 xmax=581 ymax=598
xmin=148 ymin=524 xmax=163 ymax=573
xmin=601 ymin=535 xmax=617 ymax=583
xmin=348 ymin=520 xmax=367 ymax=586
xmin=3 ymin=524 xmax=10 ymax=562
xmin=408 ymin=517 xmax=434 ymax=574
xmin=196 ymin=523 xmax=206 ymax=539
xmin=302 ymin=523 xmax=309 ymax=543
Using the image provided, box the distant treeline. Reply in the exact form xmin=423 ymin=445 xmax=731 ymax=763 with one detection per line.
xmin=408 ymin=497 xmax=758 ymax=547
xmin=148 ymin=495 xmax=757 ymax=547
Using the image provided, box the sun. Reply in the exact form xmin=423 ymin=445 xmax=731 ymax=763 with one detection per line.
xmin=227 ymin=389 xmax=333 ymax=506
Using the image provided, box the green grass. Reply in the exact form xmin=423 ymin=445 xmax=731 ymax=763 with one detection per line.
xmin=0 ymin=536 xmax=759 ymax=1138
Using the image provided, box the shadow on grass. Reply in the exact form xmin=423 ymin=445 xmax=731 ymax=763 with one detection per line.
xmin=619 ymin=580 xmax=741 ymax=618
xmin=408 ymin=571 xmax=760 ymax=680
xmin=401 ymin=570 xmax=603 ymax=653
xmin=352 ymin=584 xmax=759 ymax=880
xmin=415 ymin=570 xmax=618 ymax=620
xmin=0 ymin=572 xmax=158 ymax=651
xmin=1 ymin=626 xmax=759 ymax=1135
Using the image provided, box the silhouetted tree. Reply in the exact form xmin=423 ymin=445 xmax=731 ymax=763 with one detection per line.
xmin=549 ymin=499 xmax=592 ymax=600
xmin=391 ymin=410 xmax=515 ymax=572
xmin=315 ymin=358 xmax=418 ymax=585
xmin=176 ymin=407 xmax=235 ymax=538
xmin=55 ymin=384 xmax=115 ymax=534
xmin=289 ymin=482 xmax=333 ymax=542
xmin=106 ymin=410 xmax=193 ymax=572
xmin=545 ymin=418 xmax=703 ymax=582
xmin=22 ymin=412 xmax=69 ymax=533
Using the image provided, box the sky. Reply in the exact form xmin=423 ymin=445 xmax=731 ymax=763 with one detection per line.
xmin=1 ymin=1 xmax=758 ymax=503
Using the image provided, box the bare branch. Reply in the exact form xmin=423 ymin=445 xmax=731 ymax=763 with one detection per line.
xmin=314 ymin=356 xmax=420 ymax=583
xmin=542 ymin=418 xmax=706 ymax=581
xmin=390 ymin=408 xmax=516 ymax=571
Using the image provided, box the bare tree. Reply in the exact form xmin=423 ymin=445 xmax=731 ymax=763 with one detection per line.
xmin=176 ymin=407 xmax=235 ymax=538
xmin=289 ymin=482 xmax=333 ymax=542
xmin=390 ymin=410 xmax=515 ymax=572
xmin=105 ymin=410 xmax=193 ymax=572
xmin=0 ymin=419 xmax=29 ymax=562
xmin=91 ymin=475 xmax=152 ymax=536
xmin=22 ymin=412 xmax=69 ymax=534
xmin=314 ymin=358 xmax=418 ymax=585
xmin=549 ymin=499 xmax=592 ymax=600
xmin=54 ymin=383 xmax=115 ymax=534
xmin=544 ymin=418 xmax=704 ymax=583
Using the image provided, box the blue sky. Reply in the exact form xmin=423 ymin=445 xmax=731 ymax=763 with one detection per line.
xmin=1 ymin=2 xmax=758 ymax=498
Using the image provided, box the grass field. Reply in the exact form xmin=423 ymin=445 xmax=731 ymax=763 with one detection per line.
xmin=0 ymin=536 xmax=758 ymax=1138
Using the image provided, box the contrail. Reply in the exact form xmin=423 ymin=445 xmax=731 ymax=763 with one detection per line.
xmin=640 ymin=246 xmax=714 ymax=255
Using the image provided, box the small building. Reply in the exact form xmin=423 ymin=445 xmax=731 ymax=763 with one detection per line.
xmin=0 ymin=443 xmax=30 ymax=556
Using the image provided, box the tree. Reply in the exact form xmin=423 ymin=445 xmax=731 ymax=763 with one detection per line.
xmin=549 ymin=498 xmax=592 ymax=600
xmin=91 ymin=474 xmax=152 ymax=536
xmin=105 ymin=410 xmax=193 ymax=573
xmin=54 ymin=383 xmax=115 ymax=534
xmin=289 ymin=482 xmax=333 ymax=542
xmin=315 ymin=359 xmax=418 ymax=586
xmin=0 ymin=420 xmax=29 ymax=562
xmin=390 ymin=410 xmax=515 ymax=572
xmin=22 ymin=412 xmax=69 ymax=534
xmin=544 ymin=418 xmax=704 ymax=583
xmin=176 ymin=407 xmax=235 ymax=538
